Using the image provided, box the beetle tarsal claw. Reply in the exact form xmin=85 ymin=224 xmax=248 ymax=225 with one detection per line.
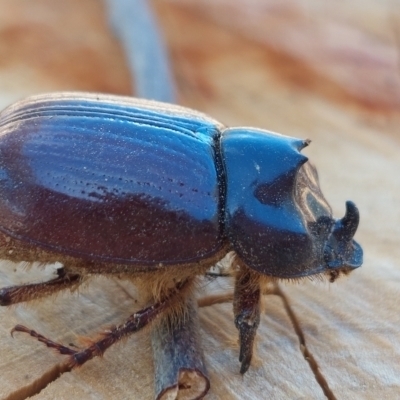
xmin=11 ymin=324 xmax=77 ymax=356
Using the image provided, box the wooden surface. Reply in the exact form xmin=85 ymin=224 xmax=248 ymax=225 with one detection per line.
xmin=0 ymin=1 xmax=399 ymax=399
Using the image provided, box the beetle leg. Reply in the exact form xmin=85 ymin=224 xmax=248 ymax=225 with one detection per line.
xmin=233 ymin=267 xmax=261 ymax=374
xmin=11 ymin=280 xmax=188 ymax=367
xmin=10 ymin=324 xmax=78 ymax=356
xmin=0 ymin=268 xmax=81 ymax=306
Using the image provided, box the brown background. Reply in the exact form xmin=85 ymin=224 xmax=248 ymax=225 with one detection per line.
xmin=0 ymin=1 xmax=399 ymax=399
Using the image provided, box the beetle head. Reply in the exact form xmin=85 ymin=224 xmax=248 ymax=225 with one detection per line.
xmin=221 ymin=128 xmax=363 ymax=280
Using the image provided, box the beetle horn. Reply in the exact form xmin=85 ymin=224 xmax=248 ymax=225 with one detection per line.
xmin=333 ymin=201 xmax=359 ymax=242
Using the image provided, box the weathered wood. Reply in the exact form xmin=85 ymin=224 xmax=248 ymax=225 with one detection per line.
xmin=0 ymin=0 xmax=399 ymax=399
xmin=0 ymin=274 xmax=326 ymax=400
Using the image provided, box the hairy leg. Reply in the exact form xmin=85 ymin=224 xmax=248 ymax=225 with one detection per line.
xmin=0 ymin=268 xmax=81 ymax=306
xmin=11 ymin=279 xmax=188 ymax=367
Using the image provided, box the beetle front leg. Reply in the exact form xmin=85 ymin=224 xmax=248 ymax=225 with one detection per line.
xmin=233 ymin=266 xmax=261 ymax=374
xmin=0 ymin=267 xmax=81 ymax=306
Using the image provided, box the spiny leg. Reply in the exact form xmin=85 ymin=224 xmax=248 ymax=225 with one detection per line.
xmin=0 ymin=268 xmax=81 ymax=306
xmin=11 ymin=280 xmax=188 ymax=368
xmin=233 ymin=266 xmax=261 ymax=374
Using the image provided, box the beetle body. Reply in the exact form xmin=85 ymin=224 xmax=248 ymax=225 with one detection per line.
xmin=0 ymin=93 xmax=363 ymax=399
xmin=0 ymin=92 xmax=362 ymax=278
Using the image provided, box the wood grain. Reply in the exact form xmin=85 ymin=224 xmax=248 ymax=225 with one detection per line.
xmin=0 ymin=0 xmax=399 ymax=399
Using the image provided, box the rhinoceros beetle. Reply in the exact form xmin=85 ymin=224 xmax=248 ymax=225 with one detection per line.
xmin=0 ymin=93 xmax=362 ymax=398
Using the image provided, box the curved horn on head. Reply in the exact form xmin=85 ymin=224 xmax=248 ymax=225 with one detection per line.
xmin=334 ymin=201 xmax=360 ymax=242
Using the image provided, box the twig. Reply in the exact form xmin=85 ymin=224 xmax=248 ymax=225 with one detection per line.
xmin=104 ymin=0 xmax=176 ymax=101
xmin=151 ymin=295 xmax=209 ymax=400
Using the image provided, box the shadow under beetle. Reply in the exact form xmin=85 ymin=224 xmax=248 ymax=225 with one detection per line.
xmin=0 ymin=93 xmax=363 ymax=399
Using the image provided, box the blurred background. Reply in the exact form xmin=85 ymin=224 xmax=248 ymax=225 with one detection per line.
xmin=1 ymin=1 xmax=399 ymax=119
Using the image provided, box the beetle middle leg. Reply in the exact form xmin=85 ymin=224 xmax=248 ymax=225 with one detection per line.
xmin=0 ymin=267 xmax=81 ymax=306
xmin=233 ymin=265 xmax=261 ymax=374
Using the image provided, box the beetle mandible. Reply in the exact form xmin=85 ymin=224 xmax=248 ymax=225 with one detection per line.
xmin=0 ymin=92 xmax=363 ymax=397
